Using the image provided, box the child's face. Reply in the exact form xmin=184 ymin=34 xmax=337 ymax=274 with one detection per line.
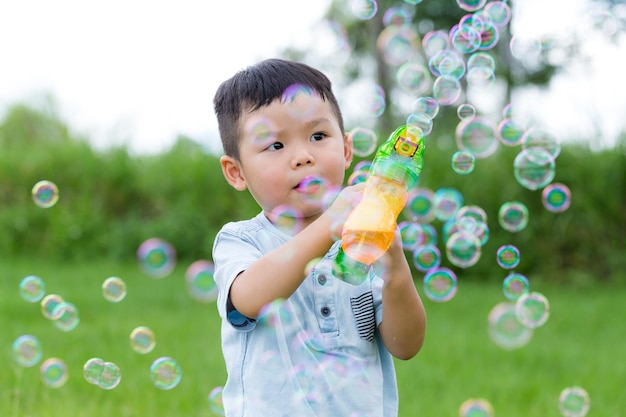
xmin=220 ymin=92 xmax=352 ymax=228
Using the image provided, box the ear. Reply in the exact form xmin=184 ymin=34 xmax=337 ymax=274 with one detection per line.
xmin=343 ymin=132 xmax=354 ymax=170
xmin=220 ymin=155 xmax=247 ymax=191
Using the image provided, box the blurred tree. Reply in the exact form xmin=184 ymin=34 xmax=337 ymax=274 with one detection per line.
xmin=283 ymin=0 xmax=625 ymax=137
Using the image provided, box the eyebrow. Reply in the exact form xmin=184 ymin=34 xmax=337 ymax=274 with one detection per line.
xmin=304 ymin=117 xmax=333 ymax=129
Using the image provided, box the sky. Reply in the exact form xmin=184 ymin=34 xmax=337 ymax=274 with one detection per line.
xmin=0 ymin=0 xmax=624 ymax=154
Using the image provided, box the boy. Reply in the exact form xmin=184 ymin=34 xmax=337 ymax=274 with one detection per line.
xmin=212 ymin=58 xmax=426 ymax=417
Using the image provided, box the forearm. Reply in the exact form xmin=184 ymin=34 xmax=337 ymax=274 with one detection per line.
xmin=379 ymin=258 xmax=426 ymax=360
xmin=230 ymin=213 xmax=335 ymax=318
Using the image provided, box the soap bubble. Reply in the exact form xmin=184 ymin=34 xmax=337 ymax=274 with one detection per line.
xmin=488 ymin=302 xmax=533 ymax=349
xmin=451 ymin=150 xmax=476 ymax=175
xmin=268 ymin=205 xmax=303 ymax=235
xmin=32 ymin=180 xmax=59 ymax=208
xmin=185 ymin=260 xmax=218 ymax=302
xmin=542 ymin=183 xmax=572 ymax=213
xmin=351 ymin=0 xmax=378 ymax=20
xmin=98 ymin=361 xmax=122 ymax=390
xmin=83 ymin=357 xmax=105 ymax=385
xmin=456 ymin=0 xmax=487 ymax=13
xmin=485 ymin=1 xmax=512 ymax=26
xmin=40 ymin=357 xmax=69 ymax=388
xmin=377 ymin=25 xmax=420 ymax=66
xmin=137 ymin=238 xmax=176 ymax=278
xmin=459 ymin=397 xmax=494 ymax=417
xmin=52 ymin=302 xmax=80 ymax=332
xmin=41 ymin=294 xmax=65 ymax=320
xmin=102 ymin=276 xmax=127 ymax=302
xmin=497 ymin=118 xmax=526 ymax=146
xmin=412 ymin=97 xmax=440 ymax=119
xmin=433 ymin=75 xmax=462 ymax=105
xmin=208 ymin=386 xmax=225 ymax=416
xmin=423 ymin=267 xmax=457 ymax=302
xmin=514 ymin=148 xmax=556 ymax=191
xmin=446 ymin=231 xmax=482 ymax=268
xmin=498 ymin=201 xmax=529 ymax=233
xmin=521 ymin=127 xmax=561 ymax=160
xmin=559 ymin=386 xmax=590 ymax=417
xmin=502 ymin=272 xmax=529 ymax=301
xmin=456 ymin=117 xmax=498 ymax=159
xmin=422 ymin=30 xmax=450 ymax=57
xmin=516 ymin=291 xmax=550 ymax=328
xmin=399 ymin=221 xmax=422 ymax=251
xmin=130 ymin=326 xmax=156 ymax=354
xmin=350 ymin=127 xmax=378 ymax=157
xmin=433 ymin=187 xmax=463 ymax=221
xmin=412 ymin=244 xmax=441 ymax=272
xmin=496 ymin=244 xmax=520 ymax=269
xmin=19 ymin=275 xmax=46 ymax=303
xmin=456 ymin=103 xmax=476 ymax=120
xmin=12 ymin=334 xmax=43 ymax=367
xmin=150 ymin=356 xmax=183 ymax=390
xmin=404 ymin=187 xmax=435 ymax=223
xmin=396 ymin=62 xmax=430 ymax=95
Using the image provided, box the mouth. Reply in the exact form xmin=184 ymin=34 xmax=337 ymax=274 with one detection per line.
xmin=294 ymin=175 xmax=324 ymax=194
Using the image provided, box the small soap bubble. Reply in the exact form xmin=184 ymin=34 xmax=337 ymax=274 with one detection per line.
xmin=456 ymin=103 xmax=476 ymax=120
xmin=497 ymin=118 xmax=526 ymax=146
xmin=32 ymin=180 xmax=59 ymax=208
xmin=382 ymin=7 xmax=411 ymax=28
xmin=450 ymin=24 xmax=481 ymax=54
xmin=514 ymin=148 xmax=556 ymax=191
xmin=268 ymin=205 xmax=303 ymax=235
xmin=456 ymin=117 xmax=498 ymax=159
xmin=98 ymin=361 xmax=122 ymax=390
xmin=498 ymin=201 xmax=529 ymax=233
xmin=40 ymin=357 xmax=69 ymax=388
xmin=422 ymin=30 xmax=450 ymax=57
xmin=245 ymin=116 xmax=276 ymax=149
xmin=542 ymin=183 xmax=572 ymax=213
xmin=456 ymin=0 xmax=487 ymax=13
xmin=433 ymin=187 xmax=463 ymax=222
xmin=208 ymin=386 xmax=225 ymax=416
xmin=502 ymin=272 xmax=529 ymax=301
xmin=19 ymin=275 xmax=46 ymax=303
xmin=351 ymin=0 xmax=378 ymax=20
xmin=396 ymin=62 xmax=430 ymax=95
xmin=521 ymin=127 xmax=561 ymax=160
xmin=459 ymin=398 xmax=494 ymax=417
xmin=412 ymin=244 xmax=441 ymax=272
xmin=451 ymin=150 xmax=476 ymax=175
xmin=423 ymin=267 xmax=457 ymax=302
xmin=350 ymin=127 xmax=378 ymax=157
xmin=399 ymin=221 xmax=422 ymax=251
xmin=52 ymin=302 xmax=80 ymax=332
xmin=404 ymin=188 xmax=435 ymax=223
xmin=377 ymin=25 xmax=420 ymax=66
xmin=406 ymin=112 xmax=433 ymax=136
xmin=83 ymin=357 xmax=105 ymax=385
xmin=516 ymin=291 xmax=550 ymax=328
xmin=446 ymin=231 xmax=482 ymax=268
xmin=12 ymin=335 xmax=43 ymax=367
xmin=559 ymin=386 xmax=590 ymax=417
xmin=185 ymin=260 xmax=218 ymax=302
xmin=348 ymin=169 xmax=368 ymax=186
xmin=137 ymin=238 xmax=176 ymax=278
xmin=41 ymin=294 xmax=65 ymax=320
xmin=130 ymin=326 xmax=156 ymax=354
xmin=433 ymin=75 xmax=462 ymax=105
xmin=412 ymin=97 xmax=440 ymax=119
xmin=488 ymin=302 xmax=533 ymax=350
xmin=456 ymin=205 xmax=487 ymax=224
xmin=496 ymin=244 xmax=520 ymax=269
xmin=102 ymin=277 xmax=127 ymax=302
xmin=150 ymin=356 xmax=182 ymax=390
xmin=485 ymin=1 xmax=512 ymax=27
xmin=282 ymin=84 xmax=316 ymax=119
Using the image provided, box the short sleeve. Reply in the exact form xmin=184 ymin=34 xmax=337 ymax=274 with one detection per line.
xmin=212 ymin=227 xmax=261 ymax=331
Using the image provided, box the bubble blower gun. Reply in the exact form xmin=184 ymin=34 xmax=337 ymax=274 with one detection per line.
xmin=334 ymin=124 xmax=425 ymax=285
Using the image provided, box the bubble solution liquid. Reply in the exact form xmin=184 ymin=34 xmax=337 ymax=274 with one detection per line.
xmin=334 ymin=125 xmax=425 ymax=285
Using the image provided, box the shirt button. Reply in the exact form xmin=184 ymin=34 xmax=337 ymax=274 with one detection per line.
xmin=317 ymin=274 xmax=327 ymax=285
xmin=320 ymin=306 xmax=331 ymax=317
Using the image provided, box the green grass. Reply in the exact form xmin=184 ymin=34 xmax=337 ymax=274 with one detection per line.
xmin=2 ymin=258 xmax=624 ymax=416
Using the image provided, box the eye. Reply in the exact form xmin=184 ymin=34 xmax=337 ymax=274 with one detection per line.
xmin=310 ymin=132 xmax=326 ymax=142
xmin=266 ymin=142 xmax=284 ymax=151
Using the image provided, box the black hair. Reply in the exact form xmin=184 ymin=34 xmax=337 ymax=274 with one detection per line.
xmin=213 ymin=58 xmax=344 ymax=160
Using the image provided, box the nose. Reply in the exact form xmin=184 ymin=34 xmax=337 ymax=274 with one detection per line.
xmin=291 ymin=148 xmax=315 ymax=168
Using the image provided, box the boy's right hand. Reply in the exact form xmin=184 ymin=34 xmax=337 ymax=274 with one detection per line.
xmin=324 ymin=182 xmax=365 ymax=238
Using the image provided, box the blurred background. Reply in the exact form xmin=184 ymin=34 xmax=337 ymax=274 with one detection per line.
xmin=2 ymin=0 xmax=625 ymax=416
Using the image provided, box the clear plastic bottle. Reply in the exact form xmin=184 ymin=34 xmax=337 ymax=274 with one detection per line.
xmin=334 ymin=124 xmax=425 ymax=284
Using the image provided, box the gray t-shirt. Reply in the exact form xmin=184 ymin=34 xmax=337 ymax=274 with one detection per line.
xmin=212 ymin=211 xmax=399 ymax=417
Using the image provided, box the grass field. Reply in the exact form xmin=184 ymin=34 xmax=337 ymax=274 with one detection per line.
xmin=1 ymin=257 xmax=624 ymax=416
